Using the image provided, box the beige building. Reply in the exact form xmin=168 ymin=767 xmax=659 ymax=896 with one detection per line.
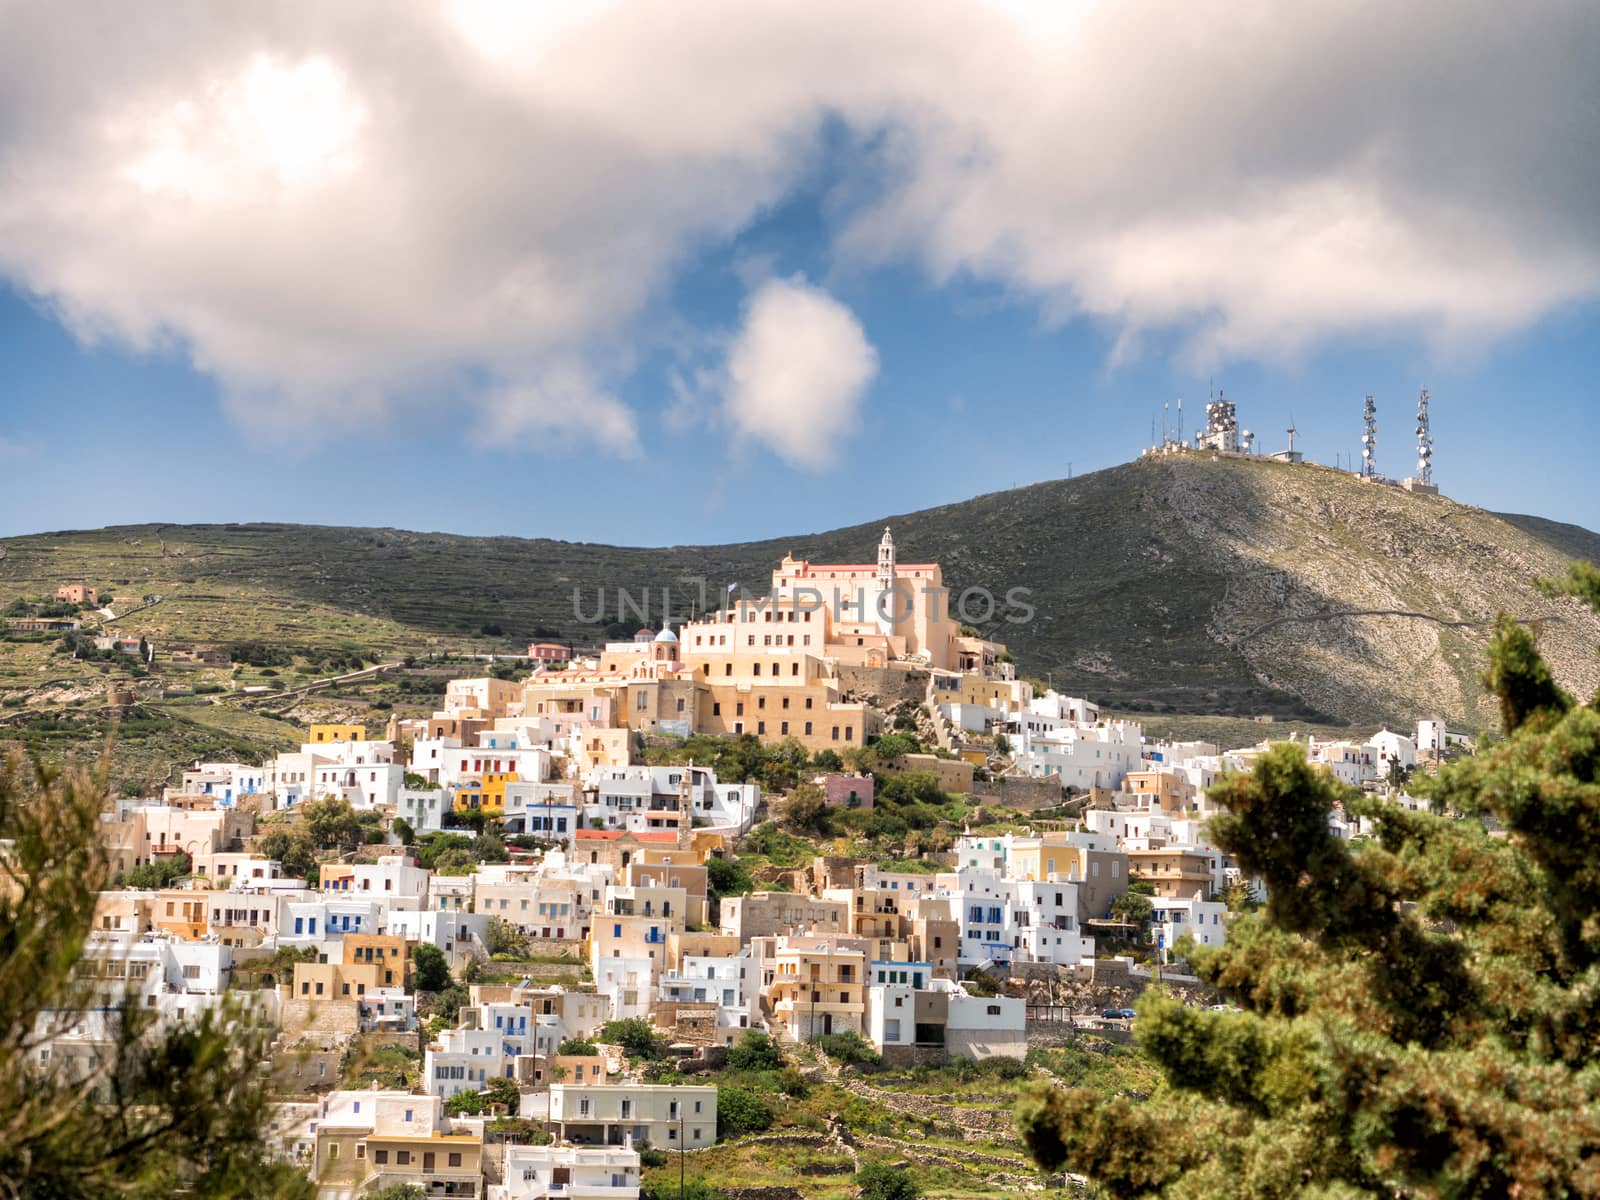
xmin=766 ymin=934 xmax=868 ymax=1041
xmin=720 ymin=891 xmax=850 ymax=944
xmin=1128 ymin=848 xmax=1217 ymax=900
xmin=312 ymin=1091 xmax=483 ymax=1198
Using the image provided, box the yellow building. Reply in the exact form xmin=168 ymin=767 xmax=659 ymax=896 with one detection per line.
xmin=310 ymin=723 xmax=366 ymax=744
xmin=342 ymin=934 xmax=410 ymax=988
xmin=151 ymin=887 xmax=209 ymax=940
xmin=454 ymin=771 xmax=518 ymax=815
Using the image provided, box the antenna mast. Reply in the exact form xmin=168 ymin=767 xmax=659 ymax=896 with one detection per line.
xmin=1414 ymin=387 xmax=1433 ymax=485
xmin=1361 ymin=395 xmax=1378 ymax=479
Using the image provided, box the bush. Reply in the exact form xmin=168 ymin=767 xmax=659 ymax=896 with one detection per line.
xmin=716 ymin=1085 xmax=774 ymax=1138
xmin=725 ymin=1030 xmax=783 ymax=1073
xmin=856 ymin=1164 xmax=920 ymax=1200
xmin=601 ymin=1018 xmax=665 ymax=1060
xmin=556 ymin=1038 xmax=598 ymax=1057
xmin=430 ymin=983 xmax=469 ymax=1026
xmin=816 ymin=1031 xmax=881 ymax=1068
xmin=112 ymin=852 xmax=191 ymax=889
xmin=411 ymin=943 xmax=451 ymax=993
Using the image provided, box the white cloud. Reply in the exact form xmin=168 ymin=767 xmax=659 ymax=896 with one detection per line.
xmin=470 ymin=364 xmax=640 ymax=456
xmin=0 ymin=0 xmax=1592 ymax=456
xmin=722 ymin=278 xmax=878 ymax=469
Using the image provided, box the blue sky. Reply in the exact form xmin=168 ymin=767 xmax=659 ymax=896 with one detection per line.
xmin=1 ymin=3 xmax=1595 ymax=542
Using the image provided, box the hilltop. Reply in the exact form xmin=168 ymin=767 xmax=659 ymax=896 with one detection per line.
xmin=3 ymin=454 xmax=1597 ymax=733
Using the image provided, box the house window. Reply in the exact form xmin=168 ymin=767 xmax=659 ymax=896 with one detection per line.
xmin=374 ymin=1150 xmax=388 ymax=1164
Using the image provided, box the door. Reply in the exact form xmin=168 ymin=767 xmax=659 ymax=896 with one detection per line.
xmin=822 ymin=1014 xmax=834 ymax=1035
xmin=423 ymin=1152 xmax=435 ymax=1173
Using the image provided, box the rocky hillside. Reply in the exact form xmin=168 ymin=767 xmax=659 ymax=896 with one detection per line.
xmin=3 ymin=455 xmax=1595 ymax=730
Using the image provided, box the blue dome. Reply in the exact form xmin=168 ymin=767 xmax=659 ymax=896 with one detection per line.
xmin=654 ymin=627 xmax=679 ymax=643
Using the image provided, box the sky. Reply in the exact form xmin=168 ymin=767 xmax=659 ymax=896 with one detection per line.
xmin=1 ymin=0 xmax=1596 ymax=543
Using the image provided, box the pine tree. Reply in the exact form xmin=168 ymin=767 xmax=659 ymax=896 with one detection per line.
xmin=0 ymin=753 xmax=313 ymax=1199
xmin=1017 ymin=565 xmax=1600 ymax=1198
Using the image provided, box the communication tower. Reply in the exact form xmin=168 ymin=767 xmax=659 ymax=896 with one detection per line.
xmin=1414 ymin=388 xmax=1433 ymax=485
xmin=1361 ymin=395 xmax=1378 ymax=479
xmin=1196 ymin=390 xmax=1240 ymax=453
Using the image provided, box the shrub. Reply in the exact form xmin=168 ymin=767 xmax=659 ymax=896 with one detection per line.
xmin=716 ymin=1085 xmax=774 ymax=1138
xmin=600 ymin=1018 xmax=665 ymax=1061
xmin=725 ymin=1030 xmax=783 ymax=1073
xmin=816 ymin=1031 xmax=881 ymax=1068
xmin=856 ymin=1164 xmax=920 ymax=1200
xmin=411 ymin=943 xmax=451 ymax=993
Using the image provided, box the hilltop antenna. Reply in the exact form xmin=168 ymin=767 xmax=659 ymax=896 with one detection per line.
xmin=1361 ymin=395 xmax=1378 ymax=479
xmin=1287 ymin=414 xmax=1297 ymax=456
xmin=1176 ymin=397 xmax=1184 ymax=445
xmin=1414 ymin=387 xmax=1434 ymax=485
xmin=1162 ymin=401 xmax=1169 ymax=446
xmin=1198 ymin=389 xmax=1239 ymax=453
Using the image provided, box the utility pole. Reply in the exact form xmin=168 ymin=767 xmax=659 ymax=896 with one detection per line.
xmin=678 ymin=1111 xmax=685 ymax=1200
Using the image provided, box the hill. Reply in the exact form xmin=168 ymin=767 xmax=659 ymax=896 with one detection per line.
xmin=3 ymin=454 xmax=1597 ymax=732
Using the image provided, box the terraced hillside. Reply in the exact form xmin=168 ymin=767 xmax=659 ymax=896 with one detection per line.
xmin=3 ymin=454 xmax=1596 ymax=730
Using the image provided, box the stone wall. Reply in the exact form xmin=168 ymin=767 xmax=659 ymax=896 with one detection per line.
xmin=280 ymin=997 xmax=360 ymax=1038
xmin=837 ymin=666 xmax=929 ymax=709
xmin=877 ymin=1043 xmax=950 ymax=1070
xmin=972 ymin=774 xmax=1065 ymax=811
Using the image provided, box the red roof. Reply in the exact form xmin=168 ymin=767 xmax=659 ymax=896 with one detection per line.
xmin=789 ymin=563 xmax=938 ymax=573
xmin=575 ymin=829 xmax=680 ymax=843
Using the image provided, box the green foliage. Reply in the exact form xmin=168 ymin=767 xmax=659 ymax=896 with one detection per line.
xmin=1018 ymin=566 xmax=1600 ymax=1198
xmin=300 ymin=796 xmax=362 ymax=851
xmin=339 ymin=1039 xmax=420 ymax=1091
xmin=741 ymin=822 xmax=812 ymax=867
xmin=816 ymin=1031 xmax=881 ymax=1067
xmin=855 ymin=1163 xmax=921 ymax=1200
xmin=811 ymin=748 xmax=844 ymax=772
xmin=641 ymin=1180 xmax=722 ymax=1200
xmin=868 ymin=731 xmax=921 ymax=764
xmin=410 ymin=831 xmax=473 ymax=870
xmin=0 ymin=753 xmax=313 ymax=1199
xmin=392 ymin=816 xmax=415 ymax=845
xmin=255 ymin=826 xmax=316 ymax=881
xmin=446 ymin=1075 xmax=519 ymax=1116
xmin=775 ymin=783 xmax=831 ymax=836
xmin=430 ymin=983 xmax=469 ymax=1026
xmin=601 ymin=1017 xmax=667 ymax=1060
xmin=556 ymin=1038 xmax=598 ymax=1057
xmin=725 ymin=1030 xmax=784 ymax=1072
xmin=716 ymin=1085 xmax=774 ymax=1137
xmin=365 ymin=1184 xmax=427 ymax=1200
xmin=411 ymin=943 xmax=451 ymax=993
xmin=485 ymin=916 xmax=528 ymax=957
xmin=226 ymin=641 xmax=294 ymax=667
xmin=113 ymin=850 xmax=192 ymax=889
xmin=705 ymin=854 xmax=754 ymax=905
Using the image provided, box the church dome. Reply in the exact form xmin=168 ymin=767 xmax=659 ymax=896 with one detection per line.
xmin=654 ymin=627 xmax=679 ymax=644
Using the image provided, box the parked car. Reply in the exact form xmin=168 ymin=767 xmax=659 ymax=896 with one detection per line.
xmin=1101 ymin=1007 xmax=1137 ymax=1020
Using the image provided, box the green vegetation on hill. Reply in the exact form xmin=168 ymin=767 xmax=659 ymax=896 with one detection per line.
xmin=4 ymin=458 xmax=1596 ymax=734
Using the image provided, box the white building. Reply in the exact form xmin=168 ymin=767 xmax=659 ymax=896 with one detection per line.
xmin=1013 ymin=720 xmax=1142 ymax=790
xmin=490 ymin=1143 xmax=640 ymax=1200
xmin=538 ymin=1084 xmax=717 ymax=1150
xmin=656 ymin=953 xmax=757 ymax=1046
xmin=1368 ymin=729 xmax=1417 ymax=774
